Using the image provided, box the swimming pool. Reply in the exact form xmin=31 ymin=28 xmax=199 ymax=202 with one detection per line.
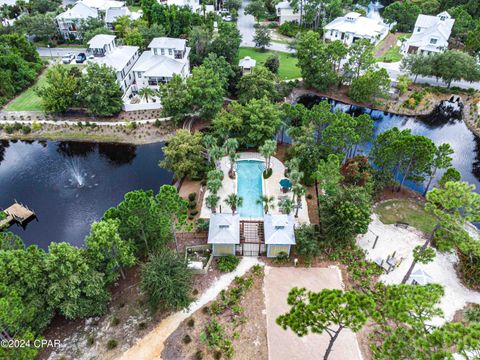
xmin=237 ymin=160 xmax=264 ymax=218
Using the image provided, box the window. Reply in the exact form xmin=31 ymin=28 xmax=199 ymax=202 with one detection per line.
xmin=161 ymin=48 xmax=165 ymax=55
xmin=137 ymin=72 xmax=142 ymax=78
xmin=168 ymin=48 xmax=172 ymax=55
xmin=153 ymin=48 xmax=157 ymax=55
xmin=430 ymin=38 xmax=438 ymax=45
xmin=219 ymin=225 xmax=230 ymax=229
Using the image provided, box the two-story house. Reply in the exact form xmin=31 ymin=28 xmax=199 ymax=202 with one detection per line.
xmin=130 ymin=37 xmax=191 ymax=93
xmin=275 ymin=1 xmax=300 ymax=25
xmin=86 ymin=34 xmax=140 ymax=92
xmin=401 ymin=12 xmax=455 ymax=55
xmin=323 ymin=12 xmax=389 ymax=46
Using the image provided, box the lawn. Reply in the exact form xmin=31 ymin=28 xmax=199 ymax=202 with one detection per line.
xmin=238 ymin=47 xmax=301 ymax=80
xmin=376 ymin=45 xmax=402 ymax=63
xmin=375 ymin=199 xmax=437 ymax=234
xmin=5 ymin=64 xmax=82 ymax=112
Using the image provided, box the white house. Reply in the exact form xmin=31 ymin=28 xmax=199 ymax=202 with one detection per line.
xmin=275 ymin=1 xmax=300 ymax=25
xmin=208 ymin=213 xmax=240 ymax=256
xmin=86 ymin=34 xmax=140 ymax=92
xmin=239 ymin=56 xmax=256 ymax=75
xmin=56 ymin=0 xmax=139 ymax=40
xmin=56 ymin=2 xmax=98 ymax=40
xmin=130 ymin=37 xmax=190 ymax=92
xmin=160 ymin=0 xmax=215 ymax=14
xmin=264 ymin=214 xmax=295 ymax=258
xmin=401 ymin=11 xmax=454 ymax=55
xmin=323 ymin=12 xmax=389 ymax=46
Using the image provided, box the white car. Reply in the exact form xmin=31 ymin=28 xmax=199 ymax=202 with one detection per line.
xmin=61 ymin=53 xmax=75 ymax=64
xmin=222 ymin=15 xmax=232 ymax=22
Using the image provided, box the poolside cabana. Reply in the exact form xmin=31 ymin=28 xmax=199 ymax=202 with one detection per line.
xmin=264 ymin=214 xmax=295 ymax=258
xmin=208 ymin=213 xmax=240 ymax=256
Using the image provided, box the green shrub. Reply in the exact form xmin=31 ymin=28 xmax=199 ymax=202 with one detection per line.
xmin=138 ymin=322 xmax=147 ymax=330
xmin=183 ymin=334 xmax=192 ymax=344
xmin=188 ymin=192 xmax=197 ymax=201
xmin=154 ymin=119 xmax=162 ymax=127
xmin=263 ymin=167 xmax=273 ymax=179
xmin=31 ymin=121 xmax=42 ymax=132
xmin=195 ymin=350 xmax=204 ymax=360
xmin=190 ymin=210 xmax=198 ymax=216
xmin=196 ymin=218 xmax=209 ymax=232
xmin=217 ymin=255 xmax=240 ymax=272
xmin=278 ymin=21 xmax=299 ymax=37
xmin=106 ymin=339 xmax=118 ymax=350
xmin=273 ymin=251 xmax=289 ymax=264
xmin=267 ymin=22 xmax=278 ymax=28
xmin=465 ymin=305 xmax=480 ymax=323
xmin=189 ymin=201 xmax=197 ymax=209
xmin=111 ymin=316 xmax=120 ymax=326
xmin=187 ymin=318 xmax=195 ymax=327
xmin=86 ymin=334 xmax=95 ymax=347
xmin=21 ymin=125 xmax=31 ymax=135
xmin=4 ymin=125 xmax=14 ymax=134
xmin=200 ymin=319 xmax=234 ymax=358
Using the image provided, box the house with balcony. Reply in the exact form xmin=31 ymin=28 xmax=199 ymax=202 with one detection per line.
xmin=130 ymin=37 xmax=190 ymax=91
xmin=275 ymin=1 xmax=300 ymax=25
xmin=105 ymin=6 xmax=142 ymax=30
xmin=56 ymin=2 xmax=98 ymax=40
xmin=323 ymin=12 xmax=389 ymax=46
xmin=86 ymin=34 xmax=140 ymax=92
xmin=401 ymin=12 xmax=454 ymax=55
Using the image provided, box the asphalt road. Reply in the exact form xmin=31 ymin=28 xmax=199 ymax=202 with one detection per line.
xmin=37 ymin=47 xmax=87 ymax=57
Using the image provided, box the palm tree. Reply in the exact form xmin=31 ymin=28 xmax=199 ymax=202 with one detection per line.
xmin=259 ymin=139 xmax=276 ymax=172
xmin=209 ymin=145 xmax=224 ymax=168
xmin=206 ymin=194 xmax=220 ymax=213
xmin=292 ymin=184 xmax=306 ymax=218
xmin=207 ymin=178 xmax=222 ymax=195
xmin=257 ymin=195 xmax=275 ymax=214
xmin=278 ymin=198 xmax=294 ymax=215
xmin=224 ymin=138 xmax=239 ymax=178
xmin=225 ymin=193 xmax=243 ymax=214
xmin=138 ymin=87 xmax=156 ymax=103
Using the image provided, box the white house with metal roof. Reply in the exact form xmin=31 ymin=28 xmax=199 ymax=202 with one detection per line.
xmin=208 ymin=213 xmax=240 ymax=256
xmin=86 ymin=35 xmax=140 ymax=92
xmin=264 ymin=214 xmax=295 ymax=258
xmin=56 ymin=2 xmax=98 ymax=40
xmin=105 ymin=7 xmax=142 ymax=30
xmin=131 ymin=37 xmax=190 ymax=91
xmin=323 ymin=12 xmax=389 ymax=46
xmin=401 ymin=11 xmax=454 ymax=55
xmin=275 ymin=1 xmax=300 ymax=25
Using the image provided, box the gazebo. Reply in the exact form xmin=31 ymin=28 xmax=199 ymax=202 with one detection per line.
xmin=409 ymin=268 xmax=434 ymax=285
xmin=208 ymin=213 xmax=240 ymax=256
xmin=239 ymin=56 xmax=256 ymax=75
xmin=264 ymin=214 xmax=296 ymax=258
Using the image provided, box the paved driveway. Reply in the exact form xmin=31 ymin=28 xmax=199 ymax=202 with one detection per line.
xmin=264 ymin=267 xmax=363 ymax=360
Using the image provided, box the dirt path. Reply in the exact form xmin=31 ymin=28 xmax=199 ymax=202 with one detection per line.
xmin=118 ymin=257 xmax=261 ymax=360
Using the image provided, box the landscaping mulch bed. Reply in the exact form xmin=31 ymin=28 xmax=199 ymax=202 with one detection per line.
xmin=376 ymin=186 xmax=426 ymax=203
xmin=162 ymin=268 xmax=268 ymax=360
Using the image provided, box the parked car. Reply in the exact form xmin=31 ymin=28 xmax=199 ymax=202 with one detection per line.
xmin=222 ymin=15 xmax=232 ymax=22
xmin=62 ymin=53 xmax=75 ymax=64
xmin=75 ymin=53 xmax=86 ymax=63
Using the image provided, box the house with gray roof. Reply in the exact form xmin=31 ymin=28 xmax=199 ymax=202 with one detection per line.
xmin=401 ymin=11 xmax=454 ymax=55
xmin=86 ymin=34 xmax=140 ymax=92
xmin=208 ymin=213 xmax=240 ymax=256
xmin=131 ymin=37 xmax=190 ymax=92
xmin=264 ymin=214 xmax=295 ymax=258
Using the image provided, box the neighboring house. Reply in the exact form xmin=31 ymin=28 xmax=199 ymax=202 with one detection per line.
xmin=56 ymin=0 xmax=138 ymax=40
xmin=208 ymin=213 xmax=240 ymax=256
xmin=324 ymin=12 xmax=389 ymax=46
xmin=161 ymin=0 xmax=216 ymax=14
xmin=401 ymin=11 xmax=454 ymax=55
xmin=105 ymin=7 xmax=142 ymax=30
xmin=131 ymin=37 xmax=190 ymax=92
xmin=264 ymin=214 xmax=295 ymax=258
xmin=86 ymin=34 xmax=140 ymax=92
xmin=56 ymin=2 xmax=98 ymax=40
xmin=275 ymin=1 xmax=300 ymax=25
xmin=239 ymin=56 xmax=256 ymax=75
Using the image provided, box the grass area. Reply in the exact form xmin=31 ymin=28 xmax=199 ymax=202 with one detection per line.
xmin=376 ymin=46 xmax=402 ymax=62
xmin=5 ymin=64 xmax=82 ymax=112
xmin=128 ymin=5 xmax=142 ymax=11
xmin=27 ymin=132 xmax=124 ymax=143
xmin=238 ymin=47 xmax=300 ymax=80
xmin=375 ymin=199 xmax=437 ymax=235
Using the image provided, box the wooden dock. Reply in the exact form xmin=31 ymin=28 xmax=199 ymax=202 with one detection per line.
xmin=0 ymin=203 xmax=36 ymax=228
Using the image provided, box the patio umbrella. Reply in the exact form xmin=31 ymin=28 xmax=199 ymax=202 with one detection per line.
xmin=409 ymin=268 xmax=434 ymax=285
xmin=280 ymin=178 xmax=292 ymax=189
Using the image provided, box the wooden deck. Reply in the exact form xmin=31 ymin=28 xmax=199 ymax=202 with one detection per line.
xmin=0 ymin=203 xmax=36 ymax=228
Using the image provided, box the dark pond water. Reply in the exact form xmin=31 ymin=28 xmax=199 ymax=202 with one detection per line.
xmin=294 ymin=95 xmax=480 ymax=194
xmin=0 ymin=140 xmax=172 ymax=248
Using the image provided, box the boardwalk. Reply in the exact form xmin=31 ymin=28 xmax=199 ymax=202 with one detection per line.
xmin=0 ymin=203 xmax=36 ymax=228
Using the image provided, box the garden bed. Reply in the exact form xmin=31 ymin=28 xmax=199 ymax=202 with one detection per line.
xmin=185 ymin=245 xmax=214 ymax=275
xmin=162 ymin=266 xmax=267 ymax=360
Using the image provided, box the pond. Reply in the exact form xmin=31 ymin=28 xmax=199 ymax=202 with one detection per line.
xmin=0 ymin=140 xmax=172 ymax=248
xmin=292 ymin=95 xmax=480 ymax=195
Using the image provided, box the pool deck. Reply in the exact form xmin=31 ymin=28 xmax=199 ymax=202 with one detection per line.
xmin=199 ymin=152 xmax=310 ymax=225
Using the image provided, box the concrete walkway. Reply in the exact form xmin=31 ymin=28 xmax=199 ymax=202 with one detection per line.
xmin=118 ymin=257 xmax=261 ymax=360
xmin=264 ymin=266 xmax=363 ymax=360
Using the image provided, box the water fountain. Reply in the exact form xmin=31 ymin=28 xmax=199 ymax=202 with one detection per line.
xmin=65 ymin=158 xmax=98 ymax=189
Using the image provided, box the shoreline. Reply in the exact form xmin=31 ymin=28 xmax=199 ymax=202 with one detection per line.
xmin=290 ymin=87 xmax=480 ymax=138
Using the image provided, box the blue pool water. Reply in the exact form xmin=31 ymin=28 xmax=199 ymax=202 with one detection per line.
xmin=237 ymin=160 xmax=264 ymax=218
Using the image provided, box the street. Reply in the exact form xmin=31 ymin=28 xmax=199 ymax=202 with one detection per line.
xmin=37 ymin=47 xmax=86 ymax=57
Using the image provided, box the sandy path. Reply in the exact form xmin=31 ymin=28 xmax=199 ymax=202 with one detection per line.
xmin=264 ymin=266 xmax=363 ymax=360
xmin=118 ymin=257 xmax=261 ymax=360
